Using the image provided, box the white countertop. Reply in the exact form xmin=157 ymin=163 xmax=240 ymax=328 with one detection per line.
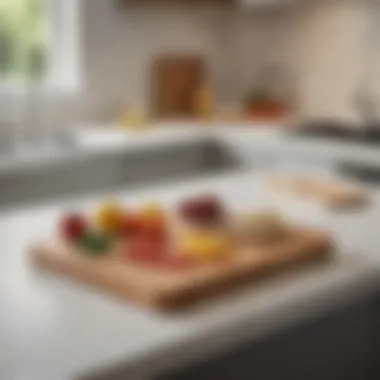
xmin=227 ymin=126 xmax=380 ymax=167
xmin=1 ymin=168 xmax=380 ymax=380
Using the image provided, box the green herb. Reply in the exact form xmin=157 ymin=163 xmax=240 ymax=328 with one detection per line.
xmin=78 ymin=232 xmax=114 ymax=256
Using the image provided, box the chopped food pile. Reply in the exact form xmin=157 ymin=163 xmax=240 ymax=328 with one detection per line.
xmin=59 ymin=195 xmax=289 ymax=270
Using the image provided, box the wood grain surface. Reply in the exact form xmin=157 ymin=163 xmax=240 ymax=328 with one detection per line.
xmin=31 ymin=228 xmax=332 ymax=311
xmin=266 ymin=176 xmax=368 ymax=209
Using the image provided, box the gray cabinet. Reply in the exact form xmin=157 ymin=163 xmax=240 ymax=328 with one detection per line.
xmin=157 ymin=299 xmax=377 ymax=380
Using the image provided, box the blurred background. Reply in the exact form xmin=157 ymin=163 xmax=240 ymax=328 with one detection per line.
xmin=2 ymin=1 xmax=380 ymax=380
xmin=0 ymin=0 xmax=378 ymax=138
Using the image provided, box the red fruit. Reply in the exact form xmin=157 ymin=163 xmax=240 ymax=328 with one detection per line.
xmin=60 ymin=213 xmax=87 ymax=242
xmin=142 ymin=218 xmax=166 ymax=241
xmin=179 ymin=195 xmax=224 ymax=224
xmin=126 ymin=238 xmax=191 ymax=271
xmin=127 ymin=237 xmax=164 ymax=263
xmin=122 ymin=213 xmax=144 ymax=237
xmin=123 ymin=214 xmax=167 ymax=244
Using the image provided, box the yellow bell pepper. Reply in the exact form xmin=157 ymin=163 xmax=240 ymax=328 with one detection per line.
xmin=178 ymin=231 xmax=230 ymax=261
xmin=93 ymin=201 xmax=125 ymax=234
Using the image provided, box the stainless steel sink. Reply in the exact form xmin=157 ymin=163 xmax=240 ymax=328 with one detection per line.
xmin=0 ymin=138 xmax=241 ymax=208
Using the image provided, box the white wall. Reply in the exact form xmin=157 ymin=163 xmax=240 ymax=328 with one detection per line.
xmin=79 ymin=0 xmax=375 ymax=124
xmin=79 ymin=0 xmax=231 ymax=122
xmin=231 ymin=0 xmax=371 ymax=123
xmin=78 ymin=2 xmax=298 ymax=117
xmin=289 ymin=0 xmax=368 ymax=122
xmin=1 ymin=0 xmax=376 ymax=130
xmin=0 ymin=0 xmax=230 ymax=130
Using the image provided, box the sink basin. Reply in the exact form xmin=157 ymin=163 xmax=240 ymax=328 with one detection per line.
xmin=0 ymin=138 xmax=241 ymax=208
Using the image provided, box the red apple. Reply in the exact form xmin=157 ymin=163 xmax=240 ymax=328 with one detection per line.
xmin=60 ymin=213 xmax=87 ymax=242
xmin=179 ymin=195 xmax=224 ymax=225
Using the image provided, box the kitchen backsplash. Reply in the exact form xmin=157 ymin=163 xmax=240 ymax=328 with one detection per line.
xmin=1 ymin=0 xmax=377 ymax=128
xmin=80 ymin=0 xmax=379 ymax=124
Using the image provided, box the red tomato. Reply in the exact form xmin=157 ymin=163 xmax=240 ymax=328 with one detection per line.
xmin=122 ymin=213 xmax=144 ymax=237
xmin=127 ymin=237 xmax=163 ymax=263
xmin=142 ymin=219 xmax=166 ymax=241
xmin=60 ymin=213 xmax=87 ymax=242
xmin=126 ymin=238 xmax=191 ymax=271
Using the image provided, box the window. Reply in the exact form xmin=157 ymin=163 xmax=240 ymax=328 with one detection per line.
xmin=0 ymin=0 xmax=80 ymax=89
xmin=0 ymin=0 xmax=80 ymax=151
xmin=0 ymin=0 xmax=48 ymax=84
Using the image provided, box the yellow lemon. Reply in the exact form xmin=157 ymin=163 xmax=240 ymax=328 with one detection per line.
xmin=94 ymin=201 xmax=124 ymax=234
xmin=193 ymin=86 xmax=213 ymax=119
xmin=179 ymin=231 xmax=230 ymax=261
xmin=119 ymin=111 xmax=148 ymax=131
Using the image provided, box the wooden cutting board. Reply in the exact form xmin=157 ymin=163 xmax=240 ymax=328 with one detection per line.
xmin=266 ymin=176 xmax=368 ymax=209
xmin=152 ymin=55 xmax=205 ymax=118
xmin=31 ymin=228 xmax=332 ymax=311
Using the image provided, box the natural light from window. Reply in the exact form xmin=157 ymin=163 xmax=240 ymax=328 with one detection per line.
xmin=0 ymin=0 xmax=80 ymax=156
xmin=0 ymin=0 xmax=48 ymax=84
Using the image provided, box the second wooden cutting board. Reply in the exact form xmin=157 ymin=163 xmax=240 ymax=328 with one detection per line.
xmin=266 ymin=175 xmax=368 ymax=209
xmin=151 ymin=55 xmax=205 ymax=118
